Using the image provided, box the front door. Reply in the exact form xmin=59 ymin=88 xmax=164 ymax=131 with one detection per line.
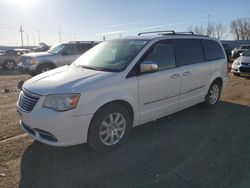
xmin=138 ymin=40 xmax=181 ymax=123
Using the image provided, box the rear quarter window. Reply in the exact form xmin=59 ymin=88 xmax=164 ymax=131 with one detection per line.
xmin=202 ymin=40 xmax=225 ymax=61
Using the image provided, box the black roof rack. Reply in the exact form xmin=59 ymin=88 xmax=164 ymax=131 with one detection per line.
xmin=69 ymin=41 xmax=100 ymax=43
xmin=138 ymin=30 xmax=209 ymax=37
xmin=138 ymin=30 xmax=176 ymax=36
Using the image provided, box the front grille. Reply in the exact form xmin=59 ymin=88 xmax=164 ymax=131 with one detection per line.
xmin=18 ymin=90 xmax=40 ymax=112
xmin=241 ymin=63 xmax=250 ymax=66
xmin=240 ymin=67 xmax=250 ymax=73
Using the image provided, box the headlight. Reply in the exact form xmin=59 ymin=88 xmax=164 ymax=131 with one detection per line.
xmin=26 ymin=58 xmax=37 ymax=65
xmin=43 ymin=93 xmax=80 ymax=111
xmin=233 ymin=61 xmax=240 ymax=65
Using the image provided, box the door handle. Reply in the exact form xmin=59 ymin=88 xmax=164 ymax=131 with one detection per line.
xmin=183 ymin=71 xmax=191 ymax=76
xmin=170 ymin=74 xmax=180 ymax=78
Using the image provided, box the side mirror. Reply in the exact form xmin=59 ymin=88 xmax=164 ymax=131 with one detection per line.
xmin=140 ymin=61 xmax=158 ymax=73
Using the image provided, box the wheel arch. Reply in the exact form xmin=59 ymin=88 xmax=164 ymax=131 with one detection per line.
xmin=37 ymin=61 xmax=57 ymax=69
xmin=87 ymin=99 xmax=135 ymax=141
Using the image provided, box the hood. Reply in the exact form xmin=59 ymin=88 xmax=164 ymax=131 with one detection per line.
xmin=235 ymin=55 xmax=250 ymax=63
xmin=21 ymin=52 xmax=53 ymax=58
xmin=241 ymin=55 xmax=250 ymax=63
xmin=23 ymin=65 xmax=114 ymax=95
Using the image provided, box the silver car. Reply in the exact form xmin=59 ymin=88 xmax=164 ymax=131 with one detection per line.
xmin=18 ymin=41 xmax=99 ymax=76
xmin=231 ymin=49 xmax=250 ymax=76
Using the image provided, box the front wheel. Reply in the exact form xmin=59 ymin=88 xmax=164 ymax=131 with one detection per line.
xmin=233 ymin=73 xmax=241 ymax=77
xmin=204 ymin=81 xmax=221 ymax=107
xmin=88 ymin=103 xmax=132 ymax=152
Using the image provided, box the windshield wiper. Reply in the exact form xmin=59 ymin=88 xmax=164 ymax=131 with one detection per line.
xmin=80 ymin=65 xmax=108 ymax=71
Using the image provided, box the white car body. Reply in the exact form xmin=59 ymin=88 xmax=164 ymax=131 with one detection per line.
xmin=231 ymin=51 xmax=250 ymax=75
xmin=17 ymin=34 xmax=228 ymax=147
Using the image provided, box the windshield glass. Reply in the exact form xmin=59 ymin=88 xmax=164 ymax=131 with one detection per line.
xmin=48 ymin=44 xmax=66 ymax=54
xmin=73 ymin=39 xmax=148 ymax=72
xmin=243 ymin=50 xmax=250 ymax=56
xmin=241 ymin=46 xmax=250 ymax=49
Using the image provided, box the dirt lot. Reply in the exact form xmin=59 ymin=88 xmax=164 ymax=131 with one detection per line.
xmin=0 ymin=69 xmax=250 ymax=188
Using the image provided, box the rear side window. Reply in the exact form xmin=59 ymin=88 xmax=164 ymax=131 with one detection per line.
xmin=77 ymin=44 xmax=93 ymax=54
xmin=202 ymin=40 xmax=225 ymax=61
xmin=174 ymin=39 xmax=204 ymax=66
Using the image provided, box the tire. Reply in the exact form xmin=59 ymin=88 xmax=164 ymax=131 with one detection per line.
xmin=233 ymin=73 xmax=241 ymax=77
xmin=88 ymin=103 xmax=132 ymax=152
xmin=204 ymin=81 xmax=222 ymax=107
xmin=3 ymin=60 xmax=16 ymax=70
xmin=37 ymin=63 xmax=55 ymax=74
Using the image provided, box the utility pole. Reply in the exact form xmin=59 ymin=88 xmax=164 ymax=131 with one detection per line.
xmin=58 ymin=25 xmax=62 ymax=43
xmin=37 ymin=30 xmax=41 ymax=43
xmin=32 ymin=34 xmax=35 ymax=46
xmin=18 ymin=26 xmax=24 ymax=46
xmin=26 ymin=34 xmax=29 ymax=46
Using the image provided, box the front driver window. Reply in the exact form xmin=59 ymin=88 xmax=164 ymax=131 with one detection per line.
xmin=143 ymin=42 xmax=176 ymax=71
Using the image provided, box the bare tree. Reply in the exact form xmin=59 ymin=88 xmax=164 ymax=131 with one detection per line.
xmin=189 ymin=25 xmax=206 ymax=35
xmin=230 ymin=17 xmax=250 ymax=40
xmin=215 ymin=23 xmax=227 ymax=40
xmin=207 ymin=23 xmax=215 ymax=37
xmin=189 ymin=23 xmax=216 ymax=37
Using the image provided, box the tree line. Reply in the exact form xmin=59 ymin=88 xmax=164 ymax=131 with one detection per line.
xmin=189 ymin=17 xmax=250 ymax=40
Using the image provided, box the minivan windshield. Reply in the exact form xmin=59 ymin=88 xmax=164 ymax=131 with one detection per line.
xmin=73 ymin=39 xmax=148 ymax=72
xmin=48 ymin=44 xmax=66 ymax=54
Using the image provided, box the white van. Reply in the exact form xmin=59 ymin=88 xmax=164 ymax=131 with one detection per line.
xmin=17 ymin=31 xmax=228 ymax=152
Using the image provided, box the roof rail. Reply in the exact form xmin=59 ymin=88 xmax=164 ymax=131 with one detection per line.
xmin=176 ymin=31 xmax=194 ymax=35
xmin=137 ymin=30 xmax=210 ymax=37
xmin=138 ymin=30 xmax=176 ymax=36
xmin=69 ymin=41 xmax=100 ymax=43
xmin=160 ymin=31 xmax=195 ymax=36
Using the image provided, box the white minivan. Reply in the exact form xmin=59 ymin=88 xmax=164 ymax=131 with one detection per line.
xmin=17 ymin=31 xmax=228 ymax=151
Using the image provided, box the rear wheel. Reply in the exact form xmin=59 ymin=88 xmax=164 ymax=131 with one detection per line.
xmin=3 ymin=60 xmax=16 ymax=70
xmin=88 ymin=103 xmax=132 ymax=152
xmin=204 ymin=81 xmax=221 ymax=107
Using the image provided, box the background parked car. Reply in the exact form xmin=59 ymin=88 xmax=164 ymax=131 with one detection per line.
xmin=222 ymin=43 xmax=231 ymax=61
xmin=231 ymin=44 xmax=250 ymax=59
xmin=0 ymin=50 xmax=6 ymax=55
xmin=18 ymin=41 xmax=99 ymax=76
xmin=32 ymin=43 xmax=50 ymax=52
xmin=0 ymin=49 xmax=31 ymax=70
xmin=231 ymin=49 xmax=250 ymax=76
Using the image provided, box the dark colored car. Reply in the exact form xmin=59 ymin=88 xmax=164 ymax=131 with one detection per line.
xmin=0 ymin=49 xmax=31 ymax=70
xmin=32 ymin=43 xmax=50 ymax=52
xmin=222 ymin=43 xmax=231 ymax=61
xmin=231 ymin=44 xmax=250 ymax=59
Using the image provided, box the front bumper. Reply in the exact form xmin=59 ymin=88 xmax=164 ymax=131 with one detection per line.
xmin=18 ymin=63 xmax=37 ymax=72
xmin=17 ymin=96 xmax=93 ymax=146
xmin=231 ymin=63 xmax=250 ymax=74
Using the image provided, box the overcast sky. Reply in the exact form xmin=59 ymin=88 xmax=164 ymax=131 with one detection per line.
xmin=0 ymin=0 xmax=249 ymax=46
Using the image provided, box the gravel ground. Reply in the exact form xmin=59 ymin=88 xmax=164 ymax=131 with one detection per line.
xmin=0 ymin=70 xmax=250 ymax=188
